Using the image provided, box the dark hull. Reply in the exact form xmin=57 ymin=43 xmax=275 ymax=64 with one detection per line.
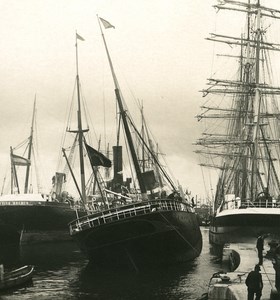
xmin=209 ymin=210 xmax=280 ymax=246
xmin=73 ymin=210 xmax=202 ymax=270
xmin=0 ymin=203 xmax=78 ymax=244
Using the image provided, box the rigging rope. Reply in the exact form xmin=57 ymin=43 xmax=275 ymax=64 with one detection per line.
xmin=158 ymin=211 xmax=207 ymax=262
xmin=261 ymin=263 xmax=274 ymax=289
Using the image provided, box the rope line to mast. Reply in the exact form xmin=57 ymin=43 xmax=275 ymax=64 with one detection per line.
xmin=158 ymin=211 xmax=206 ymax=261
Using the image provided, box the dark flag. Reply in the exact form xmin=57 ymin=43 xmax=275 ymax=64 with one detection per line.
xmin=85 ymin=143 xmax=112 ymax=168
xmin=76 ymin=32 xmax=85 ymax=41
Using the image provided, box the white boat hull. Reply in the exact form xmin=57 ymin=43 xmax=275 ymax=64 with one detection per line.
xmin=209 ymin=207 xmax=280 ymax=246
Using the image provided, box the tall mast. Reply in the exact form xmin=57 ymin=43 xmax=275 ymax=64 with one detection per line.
xmin=197 ymin=0 xmax=280 ymax=206
xmin=97 ymin=17 xmax=147 ymax=200
xmin=241 ymin=0 xmax=252 ymax=201
xmin=75 ymin=32 xmax=87 ymax=204
xmin=251 ymin=0 xmax=262 ymax=201
xmin=24 ymin=97 xmax=36 ymax=194
xmin=140 ymin=103 xmax=146 ymax=172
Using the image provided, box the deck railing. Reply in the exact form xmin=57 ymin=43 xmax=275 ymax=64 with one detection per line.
xmin=221 ymin=198 xmax=279 ymax=211
xmin=69 ymin=199 xmax=192 ymax=235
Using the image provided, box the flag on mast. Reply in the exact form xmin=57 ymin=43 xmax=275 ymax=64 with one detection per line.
xmin=76 ymin=32 xmax=85 ymax=41
xmin=100 ymin=17 xmax=115 ymax=29
xmin=85 ymin=143 xmax=112 ymax=168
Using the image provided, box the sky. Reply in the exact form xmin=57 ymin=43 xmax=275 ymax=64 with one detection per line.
xmin=1 ymin=0 xmax=279 ymax=201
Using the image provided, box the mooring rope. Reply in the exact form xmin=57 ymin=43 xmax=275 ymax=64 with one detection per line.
xmin=158 ymin=211 xmax=210 ymax=263
xmin=262 ymin=262 xmax=274 ymax=289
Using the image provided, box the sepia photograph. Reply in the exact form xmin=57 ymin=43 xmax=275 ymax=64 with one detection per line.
xmin=0 ymin=0 xmax=280 ymax=299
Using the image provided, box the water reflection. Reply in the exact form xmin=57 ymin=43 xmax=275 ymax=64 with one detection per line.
xmin=0 ymin=244 xmax=20 ymax=268
xmin=0 ymin=228 xmax=225 ymax=299
xmin=78 ymin=261 xmax=200 ymax=300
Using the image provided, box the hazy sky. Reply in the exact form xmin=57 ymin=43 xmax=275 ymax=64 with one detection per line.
xmin=1 ymin=0 xmax=279 ymax=200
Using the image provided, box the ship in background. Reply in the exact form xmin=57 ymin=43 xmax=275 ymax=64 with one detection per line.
xmin=67 ymin=18 xmax=202 ymax=270
xmin=0 ymin=99 xmax=80 ymax=245
xmin=196 ymin=0 xmax=280 ymax=247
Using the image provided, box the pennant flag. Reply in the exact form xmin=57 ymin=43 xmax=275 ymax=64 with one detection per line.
xmin=85 ymin=143 xmax=112 ymax=168
xmin=100 ymin=17 xmax=115 ymax=29
xmin=76 ymin=32 xmax=85 ymax=41
xmin=11 ymin=154 xmax=31 ymax=166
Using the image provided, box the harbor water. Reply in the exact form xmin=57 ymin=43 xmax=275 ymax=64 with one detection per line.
xmin=0 ymin=228 xmax=226 ymax=300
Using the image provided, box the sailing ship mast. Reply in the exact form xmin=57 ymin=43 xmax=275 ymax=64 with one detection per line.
xmin=24 ymin=97 xmax=36 ymax=194
xmin=63 ymin=32 xmax=111 ymax=206
xmin=10 ymin=100 xmax=36 ymax=194
xmin=97 ymin=17 xmax=148 ymax=200
xmin=75 ymin=33 xmax=87 ymax=204
xmin=196 ymin=0 xmax=280 ymax=207
xmin=251 ymin=1 xmax=261 ymax=201
xmin=139 ymin=104 xmax=164 ymax=189
xmin=63 ymin=33 xmax=89 ymax=205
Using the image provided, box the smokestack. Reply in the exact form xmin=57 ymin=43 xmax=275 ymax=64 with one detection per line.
xmin=113 ymin=146 xmax=123 ymax=184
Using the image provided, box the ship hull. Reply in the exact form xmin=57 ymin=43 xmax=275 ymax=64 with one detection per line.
xmin=0 ymin=203 xmax=78 ymax=245
xmin=209 ymin=208 xmax=280 ymax=246
xmin=72 ymin=210 xmax=202 ymax=270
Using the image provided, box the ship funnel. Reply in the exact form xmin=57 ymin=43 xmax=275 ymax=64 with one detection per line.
xmin=113 ymin=146 xmax=123 ymax=184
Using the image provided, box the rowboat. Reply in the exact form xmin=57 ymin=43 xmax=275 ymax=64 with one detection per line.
xmin=0 ymin=265 xmax=34 ymax=291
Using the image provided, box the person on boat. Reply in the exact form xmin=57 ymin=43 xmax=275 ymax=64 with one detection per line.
xmin=120 ymin=193 xmax=128 ymax=202
xmin=120 ymin=186 xmax=130 ymax=202
xmin=257 ymin=187 xmax=272 ymax=207
xmin=191 ymin=197 xmax=195 ymax=207
xmin=167 ymin=191 xmax=177 ymax=199
xmin=245 ymin=264 xmax=263 ymax=300
xmin=160 ymin=190 xmax=167 ymax=198
xmin=256 ymin=235 xmax=264 ymax=265
xmin=167 ymin=191 xmax=183 ymax=202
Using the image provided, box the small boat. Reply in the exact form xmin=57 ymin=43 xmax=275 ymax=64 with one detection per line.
xmin=0 ymin=265 xmax=34 ymax=291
